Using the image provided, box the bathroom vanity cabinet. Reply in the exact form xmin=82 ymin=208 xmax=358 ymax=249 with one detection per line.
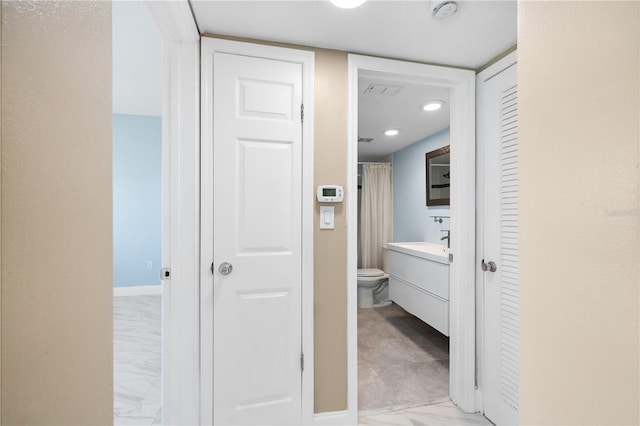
xmin=384 ymin=242 xmax=450 ymax=336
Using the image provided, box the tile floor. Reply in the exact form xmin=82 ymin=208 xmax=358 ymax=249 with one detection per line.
xmin=358 ymin=400 xmax=493 ymax=426
xmin=113 ymin=294 xmax=162 ymax=425
xmin=113 ymin=296 xmax=487 ymax=426
xmin=358 ymin=303 xmax=450 ymax=413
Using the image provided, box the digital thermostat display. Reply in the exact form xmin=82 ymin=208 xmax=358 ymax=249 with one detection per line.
xmin=317 ymin=185 xmax=344 ymax=203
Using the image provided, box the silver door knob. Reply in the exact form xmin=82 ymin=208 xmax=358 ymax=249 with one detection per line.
xmin=481 ymin=259 xmax=497 ymax=273
xmin=218 ymin=262 xmax=233 ymax=275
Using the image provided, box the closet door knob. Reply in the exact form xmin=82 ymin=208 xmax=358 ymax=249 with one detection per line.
xmin=481 ymin=259 xmax=497 ymax=273
xmin=218 ymin=262 xmax=233 ymax=275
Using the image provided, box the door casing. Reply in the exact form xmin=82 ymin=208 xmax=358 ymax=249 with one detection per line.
xmin=200 ymin=37 xmax=316 ymax=425
xmin=346 ymin=54 xmax=478 ymax=422
xmin=145 ymin=1 xmax=201 ymax=424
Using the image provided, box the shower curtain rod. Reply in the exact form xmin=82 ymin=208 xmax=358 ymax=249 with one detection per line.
xmin=358 ymin=161 xmax=392 ymax=165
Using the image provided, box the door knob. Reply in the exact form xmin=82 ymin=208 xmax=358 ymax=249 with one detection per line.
xmin=218 ymin=262 xmax=233 ymax=275
xmin=481 ymin=259 xmax=497 ymax=273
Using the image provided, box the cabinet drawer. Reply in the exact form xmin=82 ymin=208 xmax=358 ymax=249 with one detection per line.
xmin=386 ymin=249 xmax=450 ymax=300
xmin=389 ymin=276 xmax=449 ymax=336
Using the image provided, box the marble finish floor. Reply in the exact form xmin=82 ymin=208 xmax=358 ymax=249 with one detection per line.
xmin=113 ymin=296 xmax=463 ymax=425
xmin=358 ymin=303 xmax=450 ymax=413
xmin=359 ymin=401 xmax=493 ymax=425
xmin=114 ymin=294 xmax=162 ymax=425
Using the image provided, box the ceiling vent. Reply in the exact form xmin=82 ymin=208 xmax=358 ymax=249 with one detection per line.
xmin=363 ymin=83 xmax=402 ymax=96
xmin=358 ymin=137 xmax=374 ymax=143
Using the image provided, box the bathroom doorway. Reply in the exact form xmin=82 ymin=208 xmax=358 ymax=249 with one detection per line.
xmin=356 ymin=69 xmax=452 ymax=414
xmin=347 ymin=54 xmax=477 ymax=420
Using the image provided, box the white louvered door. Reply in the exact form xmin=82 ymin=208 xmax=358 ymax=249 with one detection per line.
xmin=481 ymin=60 xmax=519 ymax=426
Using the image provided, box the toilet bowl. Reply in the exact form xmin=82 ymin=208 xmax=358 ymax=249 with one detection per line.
xmin=357 ymin=268 xmax=389 ymax=308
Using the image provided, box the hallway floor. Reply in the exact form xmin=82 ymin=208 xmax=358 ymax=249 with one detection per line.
xmin=113 ymin=295 xmax=487 ymax=425
xmin=358 ymin=400 xmax=492 ymax=425
xmin=114 ymin=294 xmax=162 ymax=425
xmin=358 ymin=302 xmax=450 ymax=414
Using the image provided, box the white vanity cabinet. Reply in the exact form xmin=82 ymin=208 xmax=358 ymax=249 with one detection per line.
xmin=384 ymin=242 xmax=450 ymax=336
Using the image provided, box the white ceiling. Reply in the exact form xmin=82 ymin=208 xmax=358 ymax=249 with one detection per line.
xmin=358 ymin=74 xmax=450 ymax=161
xmin=113 ymin=1 xmax=515 ymax=151
xmin=112 ymin=1 xmax=162 ymax=117
xmin=190 ymin=0 xmax=516 ymax=161
xmin=189 ymin=0 xmax=516 ymax=70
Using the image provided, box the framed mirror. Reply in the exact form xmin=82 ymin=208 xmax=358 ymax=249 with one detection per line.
xmin=426 ymin=145 xmax=450 ymax=206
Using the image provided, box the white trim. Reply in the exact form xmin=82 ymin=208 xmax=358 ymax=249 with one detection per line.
xmin=162 ymin=40 xmax=201 ymax=426
xmin=147 ymin=1 xmax=201 ymax=424
xmin=199 ymin=37 xmax=315 ymax=425
xmin=113 ymin=285 xmax=162 ymax=297
xmin=144 ymin=0 xmax=199 ymax=43
xmin=347 ymin=54 xmax=477 ymax=420
xmin=475 ymin=50 xmax=517 ymax=416
xmin=301 ymin=51 xmax=316 ymax=426
xmin=314 ymin=410 xmax=351 ymax=425
xmin=477 ymin=51 xmax=517 ymax=85
xmin=346 ymin=58 xmax=359 ymax=426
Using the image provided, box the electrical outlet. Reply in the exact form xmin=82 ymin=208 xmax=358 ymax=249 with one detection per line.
xmin=147 ymin=261 xmax=153 ymax=270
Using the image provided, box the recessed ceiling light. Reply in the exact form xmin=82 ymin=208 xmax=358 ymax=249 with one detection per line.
xmin=421 ymin=100 xmax=445 ymax=112
xmin=384 ymin=128 xmax=400 ymax=136
xmin=329 ymin=0 xmax=367 ymax=9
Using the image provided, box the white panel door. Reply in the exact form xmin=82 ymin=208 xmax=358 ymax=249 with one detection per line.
xmin=211 ymin=51 xmax=303 ymax=425
xmin=481 ymin=61 xmax=519 ymax=426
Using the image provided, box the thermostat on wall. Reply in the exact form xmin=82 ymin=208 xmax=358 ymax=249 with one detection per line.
xmin=317 ymin=185 xmax=344 ymax=202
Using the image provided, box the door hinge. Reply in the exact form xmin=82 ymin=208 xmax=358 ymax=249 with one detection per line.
xmin=449 ymin=253 xmax=453 ymax=263
xmin=210 ymin=262 xmax=215 ymax=275
xmin=300 ymin=353 xmax=304 ymax=372
xmin=301 ymin=103 xmax=304 ymax=123
xmin=160 ymin=267 xmax=171 ymax=280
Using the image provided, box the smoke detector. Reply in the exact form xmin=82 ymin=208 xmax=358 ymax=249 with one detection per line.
xmin=430 ymin=0 xmax=459 ymax=20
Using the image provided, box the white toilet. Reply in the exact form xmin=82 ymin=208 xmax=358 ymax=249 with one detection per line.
xmin=357 ymin=268 xmax=389 ymax=308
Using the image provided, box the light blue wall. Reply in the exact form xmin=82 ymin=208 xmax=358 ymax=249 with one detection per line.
xmin=113 ymin=114 xmax=162 ymax=287
xmin=393 ymin=128 xmax=451 ymax=244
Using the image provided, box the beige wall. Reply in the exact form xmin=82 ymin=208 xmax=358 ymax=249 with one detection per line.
xmin=1 ymin=2 xmax=113 ymax=424
xmin=519 ymin=1 xmax=639 ymax=424
xmin=312 ymin=49 xmax=348 ymax=413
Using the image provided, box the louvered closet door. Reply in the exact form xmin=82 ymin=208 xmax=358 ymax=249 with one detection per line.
xmin=482 ymin=61 xmax=519 ymax=426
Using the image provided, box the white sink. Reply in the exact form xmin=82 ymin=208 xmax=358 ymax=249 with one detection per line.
xmin=385 ymin=241 xmax=449 ymax=264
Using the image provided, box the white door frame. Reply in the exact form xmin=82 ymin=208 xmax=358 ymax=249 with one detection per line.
xmin=475 ymin=50 xmax=518 ymax=418
xmin=346 ymin=54 xmax=478 ymax=420
xmin=199 ymin=37 xmax=315 ymax=425
xmin=145 ymin=1 xmax=201 ymax=424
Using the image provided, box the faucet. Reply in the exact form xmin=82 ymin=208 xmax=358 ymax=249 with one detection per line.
xmin=440 ymin=230 xmax=450 ymax=248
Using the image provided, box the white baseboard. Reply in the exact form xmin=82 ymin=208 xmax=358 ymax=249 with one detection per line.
xmin=113 ymin=285 xmax=162 ymax=297
xmin=314 ymin=410 xmax=351 ymax=425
